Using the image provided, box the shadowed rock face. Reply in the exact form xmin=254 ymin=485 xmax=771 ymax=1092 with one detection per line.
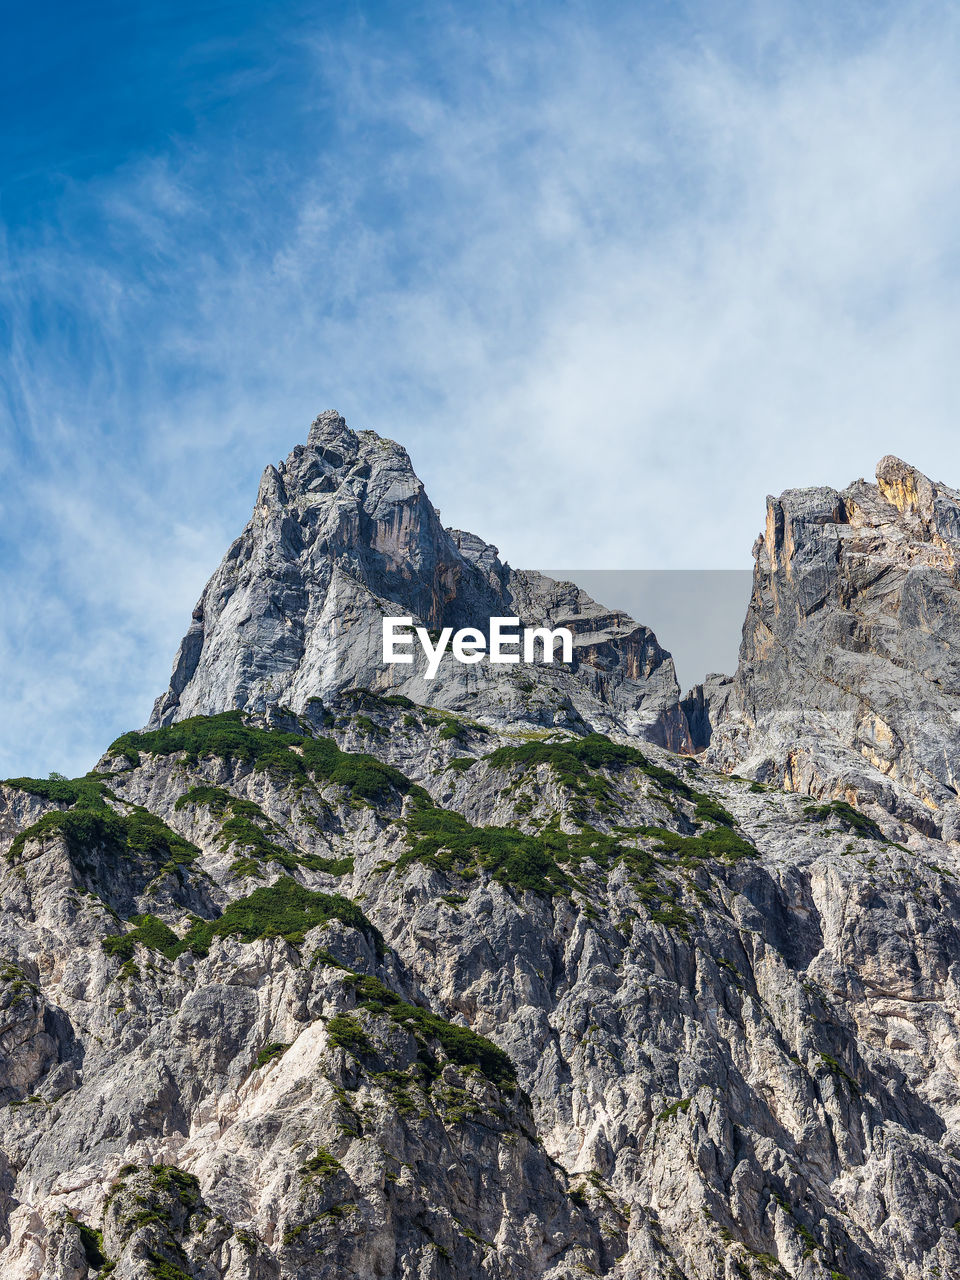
xmin=151 ymin=411 xmax=691 ymax=748
xmin=698 ymin=455 xmax=960 ymax=838
xmin=6 ymin=430 xmax=960 ymax=1279
xmin=5 ymin=688 xmax=960 ymax=1280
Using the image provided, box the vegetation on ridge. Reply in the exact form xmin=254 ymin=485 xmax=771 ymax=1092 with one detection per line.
xmin=484 ymin=733 xmax=696 ymax=808
xmin=102 ymin=913 xmax=184 ymax=963
xmin=109 ymin=710 xmax=423 ymax=805
xmin=3 ymin=774 xmax=199 ymax=876
xmin=180 ymin=877 xmax=382 ymax=957
xmin=333 ymin=970 xmax=517 ymax=1090
xmin=393 ymin=730 xmax=757 ymax=907
xmin=101 ymin=877 xmax=382 ymax=964
xmin=175 ymin=784 xmax=352 ymax=879
xmin=396 ymin=802 xmax=575 ymax=895
xmin=805 ymin=799 xmax=886 ymax=841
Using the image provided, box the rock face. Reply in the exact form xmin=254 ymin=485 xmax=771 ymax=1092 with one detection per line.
xmin=700 ymin=455 xmax=960 ymax=840
xmin=151 ymin=411 xmax=690 ymax=749
xmin=4 ymin=428 xmax=960 ymax=1280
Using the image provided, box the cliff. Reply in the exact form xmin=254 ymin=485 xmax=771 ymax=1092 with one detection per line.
xmin=1 ymin=424 xmax=960 ymax=1279
xmin=700 ymin=454 xmax=960 ymax=840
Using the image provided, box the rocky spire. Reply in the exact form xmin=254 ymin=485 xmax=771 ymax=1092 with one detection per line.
xmin=150 ymin=413 xmax=691 ymax=748
xmin=306 ymin=408 xmax=354 ymax=451
xmin=698 ymin=456 xmax=960 ymax=838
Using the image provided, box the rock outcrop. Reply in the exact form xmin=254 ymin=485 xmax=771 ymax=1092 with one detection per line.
xmin=3 ymin=426 xmax=960 ymax=1279
xmin=151 ymin=411 xmax=689 ymax=749
xmin=700 ymin=455 xmax=960 ymax=839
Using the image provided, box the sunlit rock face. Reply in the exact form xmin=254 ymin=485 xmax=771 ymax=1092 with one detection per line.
xmin=4 ymin=429 xmax=960 ymax=1279
xmin=151 ymin=410 xmax=691 ymax=749
xmin=693 ymin=455 xmax=960 ymax=838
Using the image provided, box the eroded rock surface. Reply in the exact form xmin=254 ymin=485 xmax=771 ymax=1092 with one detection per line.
xmin=3 ymin=430 xmax=960 ymax=1279
xmin=1 ymin=692 xmax=959 ymax=1279
xmin=151 ymin=411 xmax=689 ymax=749
xmin=696 ymin=455 xmax=960 ymax=840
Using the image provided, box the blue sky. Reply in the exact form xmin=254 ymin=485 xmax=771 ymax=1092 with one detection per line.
xmin=4 ymin=0 xmax=960 ymax=776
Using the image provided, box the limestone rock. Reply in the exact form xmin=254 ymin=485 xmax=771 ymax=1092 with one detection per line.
xmin=699 ymin=455 xmax=960 ymax=839
xmin=4 ymin=432 xmax=960 ymax=1279
xmin=151 ymin=412 xmax=690 ymax=749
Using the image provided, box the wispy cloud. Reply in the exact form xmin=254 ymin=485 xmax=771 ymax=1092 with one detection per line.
xmin=4 ymin=1 xmax=960 ymax=774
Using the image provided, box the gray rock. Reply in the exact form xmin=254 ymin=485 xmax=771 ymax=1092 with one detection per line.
xmin=4 ymin=429 xmax=960 ymax=1278
xmin=699 ymin=455 xmax=960 ymax=839
xmin=151 ymin=412 xmax=690 ymax=749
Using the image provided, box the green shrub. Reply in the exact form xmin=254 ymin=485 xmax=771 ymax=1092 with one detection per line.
xmin=396 ymin=803 xmax=572 ymax=896
xmin=255 ymin=1042 xmax=289 ymax=1068
xmin=484 ymin=733 xmax=695 ymax=808
xmin=103 ymin=880 xmax=379 ymax=965
xmin=636 ymin=824 xmax=757 ymax=864
xmin=327 ymin=1013 xmax=371 ymax=1055
xmin=122 ymin=810 xmax=199 ymax=872
xmin=396 ymin=796 xmax=747 ymax=899
xmin=341 ymin=689 xmax=415 ymax=711
xmin=9 ymin=805 xmax=123 ymax=863
xmin=816 ymin=1051 xmax=860 ymax=1094
xmin=6 ymin=776 xmax=199 ymax=876
xmin=806 ymin=800 xmax=884 ymax=841
xmin=181 ymin=877 xmax=382 ymax=957
xmin=354 ymin=715 xmax=386 ymax=737
xmin=446 ymin=757 xmax=476 ymax=774
xmin=219 ymin=814 xmax=297 ymax=875
xmin=658 ymin=1097 xmax=692 ymax=1120
xmin=148 ymin=1163 xmax=203 ymax=1210
xmin=5 ymin=774 xmax=106 ymax=808
xmin=693 ymin=795 xmax=736 ymax=828
xmin=131 ymin=1168 xmax=204 ymax=1278
xmin=128 ymin=914 xmax=183 ymax=959
xmin=298 ymin=854 xmax=354 ymax=875
xmin=349 ymin=973 xmax=516 ymax=1089
xmin=145 ymin=1254 xmax=191 ymax=1280
xmin=102 ymin=913 xmax=184 ymax=964
xmin=302 ymin=1147 xmax=342 ymax=1177
xmin=108 ymin=711 xmax=423 ymax=805
xmin=173 ymin=785 xmax=233 ymax=815
xmin=176 ymin=785 xmax=348 ymax=877
xmin=66 ymin=1213 xmax=110 ymax=1271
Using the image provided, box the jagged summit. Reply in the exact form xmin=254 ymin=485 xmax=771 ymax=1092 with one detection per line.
xmin=153 ymin=423 xmax=960 ymax=841
xmin=6 ymin=441 xmax=960 ymax=1277
xmin=151 ymin=412 xmax=691 ymax=747
xmin=306 ymin=407 xmax=354 ymax=449
xmin=698 ymin=454 xmax=960 ymax=839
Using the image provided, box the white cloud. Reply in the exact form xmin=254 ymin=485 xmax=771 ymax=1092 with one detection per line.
xmin=4 ymin=1 xmax=960 ymax=773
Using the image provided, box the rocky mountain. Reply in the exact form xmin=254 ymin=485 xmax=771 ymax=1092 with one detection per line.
xmin=150 ymin=411 xmax=689 ymax=750
xmin=2 ymin=421 xmax=960 ymax=1280
xmin=698 ymin=454 xmax=960 ymax=842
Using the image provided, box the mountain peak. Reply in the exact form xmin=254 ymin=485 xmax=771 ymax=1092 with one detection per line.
xmin=306 ymin=408 xmax=354 ymax=452
xmin=700 ymin=454 xmax=960 ymax=840
xmin=875 ymin=452 xmax=940 ymax=519
xmin=150 ymin=414 xmax=690 ymax=747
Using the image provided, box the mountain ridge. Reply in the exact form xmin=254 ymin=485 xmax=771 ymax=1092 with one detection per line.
xmin=2 ymin=419 xmax=960 ymax=1278
xmin=151 ymin=410 xmax=692 ymax=750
